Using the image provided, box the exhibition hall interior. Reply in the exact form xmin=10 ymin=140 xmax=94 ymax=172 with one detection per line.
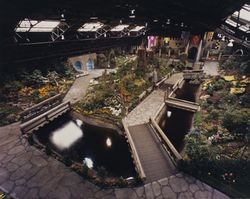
xmin=0 ymin=0 xmax=249 ymax=198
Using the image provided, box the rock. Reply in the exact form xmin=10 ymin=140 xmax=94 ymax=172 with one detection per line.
xmin=144 ymin=183 xmax=154 ymax=199
xmin=161 ymin=186 xmax=177 ymax=199
xmin=178 ymin=191 xmax=194 ymax=199
xmin=115 ymin=188 xmax=137 ymax=199
xmin=8 ymin=145 xmax=25 ymax=155
xmin=152 ymin=182 xmax=161 ymax=197
xmin=169 ymin=176 xmax=189 ymax=193
xmin=189 ymin=184 xmax=200 ymax=193
xmin=158 ymin=177 xmax=169 ymax=186
xmin=134 ymin=186 xmax=144 ymax=198
xmin=194 ymin=190 xmax=212 ymax=199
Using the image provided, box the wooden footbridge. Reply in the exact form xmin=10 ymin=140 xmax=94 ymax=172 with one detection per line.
xmin=123 ymin=117 xmax=182 ymax=183
xmin=20 ymin=94 xmax=71 ymax=134
xmin=165 ymin=97 xmax=200 ymax=112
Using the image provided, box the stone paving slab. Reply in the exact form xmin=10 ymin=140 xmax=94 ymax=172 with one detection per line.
xmin=126 ymin=89 xmax=165 ymax=126
xmin=203 ymin=61 xmax=219 ymax=76
xmin=126 ymin=73 xmax=183 ymax=126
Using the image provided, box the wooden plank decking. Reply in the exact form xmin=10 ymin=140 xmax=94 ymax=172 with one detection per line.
xmin=128 ymin=124 xmax=177 ymax=182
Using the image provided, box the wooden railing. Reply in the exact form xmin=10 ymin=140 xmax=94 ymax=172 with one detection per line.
xmin=155 ymin=69 xmax=175 ymax=88
xmin=122 ymin=118 xmax=146 ymax=181
xmin=20 ymin=94 xmax=62 ymax=123
xmin=20 ymin=101 xmax=71 ymax=134
xmin=150 ymin=117 xmax=182 ymax=166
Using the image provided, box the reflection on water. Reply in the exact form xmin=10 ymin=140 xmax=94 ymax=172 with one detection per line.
xmin=50 ymin=121 xmax=83 ymax=150
xmin=83 ymin=157 xmax=93 ymax=168
xmin=35 ymin=114 xmax=136 ymax=178
xmin=106 ymin=137 xmax=112 ymax=147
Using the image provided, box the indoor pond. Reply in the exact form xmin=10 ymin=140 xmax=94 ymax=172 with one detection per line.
xmin=34 ymin=114 xmax=137 ymax=178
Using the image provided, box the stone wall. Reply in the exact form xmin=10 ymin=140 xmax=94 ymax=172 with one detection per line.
xmin=68 ymin=53 xmax=97 ymax=72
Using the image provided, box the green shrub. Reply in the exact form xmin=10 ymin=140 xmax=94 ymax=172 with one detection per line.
xmin=222 ymin=109 xmax=250 ymax=135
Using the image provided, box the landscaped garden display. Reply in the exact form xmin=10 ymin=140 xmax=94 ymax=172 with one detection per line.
xmin=0 ymin=60 xmax=76 ymax=126
xmin=74 ymin=55 xmax=171 ymax=123
xmin=182 ymin=55 xmax=250 ymax=198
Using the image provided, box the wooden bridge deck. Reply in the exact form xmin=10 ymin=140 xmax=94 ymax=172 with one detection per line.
xmin=165 ymin=97 xmax=200 ymax=112
xmin=128 ymin=124 xmax=177 ymax=182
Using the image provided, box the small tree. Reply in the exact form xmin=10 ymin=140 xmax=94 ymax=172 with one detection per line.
xmin=47 ymin=71 xmax=59 ymax=86
xmin=97 ymin=54 xmax=107 ymax=68
xmin=109 ymin=49 xmax=116 ymax=68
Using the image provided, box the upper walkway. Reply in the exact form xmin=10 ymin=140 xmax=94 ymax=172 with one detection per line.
xmin=126 ymin=73 xmax=183 ymax=126
xmin=63 ymin=69 xmax=116 ymax=104
xmin=165 ymin=72 xmax=183 ymax=86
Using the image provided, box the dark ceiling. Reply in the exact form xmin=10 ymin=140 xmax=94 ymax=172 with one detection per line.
xmin=0 ymin=0 xmax=247 ymax=65
xmin=0 ymin=0 xmax=246 ymax=41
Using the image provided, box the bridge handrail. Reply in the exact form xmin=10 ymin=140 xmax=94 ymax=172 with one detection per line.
xmin=155 ymin=69 xmax=175 ymax=88
xmin=122 ymin=119 xmax=146 ymax=181
xmin=167 ymin=96 xmax=199 ymax=106
xmin=20 ymin=101 xmax=71 ymax=134
xmin=150 ymin=117 xmax=182 ymax=165
xmin=20 ymin=94 xmax=62 ymax=123
xmin=183 ymin=69 xmax=203 ymax=73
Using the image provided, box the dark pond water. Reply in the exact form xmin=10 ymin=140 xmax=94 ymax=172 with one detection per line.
xmin=160 ymin=82 xmax=199 ymax=151
xmin=35 ymin=114 xmax=136 ymax=178
xmin=174 ymin=82 xmax=200 ymax=102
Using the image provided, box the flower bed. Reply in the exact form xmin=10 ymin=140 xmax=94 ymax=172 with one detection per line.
xmin=0 ymin=61 xmax=75 ymax=126
xmin=182 ymin=56 xmax=250 ymax=197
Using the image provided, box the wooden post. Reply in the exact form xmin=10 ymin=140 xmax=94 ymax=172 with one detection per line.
xmin=218 ymin=52 xmax=222 ymax=61
xmin=206 ymin=50 xmax=210 ymax=60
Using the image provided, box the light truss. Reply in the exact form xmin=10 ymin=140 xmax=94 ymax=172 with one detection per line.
xmin=15 ymin=19 xmax=60 ymax=32
xmin=130 ymin=26 xmax=145 ymax=32
xmin=51 ymin=22 xmax=70 ymax=41
xmin=111 ymin=25 xmax=129 ymax=32
xmin=78 ymin=22 xmax=104 ymax=32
